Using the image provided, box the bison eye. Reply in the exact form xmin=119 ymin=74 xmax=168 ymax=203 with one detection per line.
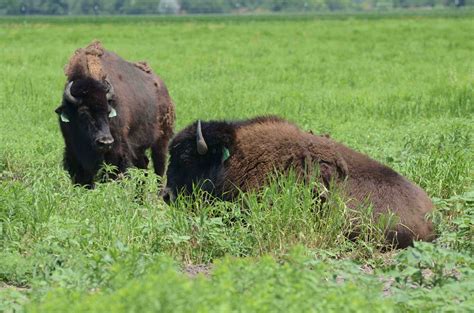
xmin=60 ymin=112 xmax=70 ymax=123
xmin=108 ymin=107 xmax=117 ymax=118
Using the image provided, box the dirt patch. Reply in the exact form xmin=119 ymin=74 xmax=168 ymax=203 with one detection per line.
xmin=183 ymin=264 xmax=213 ymax=278
xmin=381 ymin=276 xmax=395 ymax=297
xmin=0 ymin=170 xmax=23 ymax=182
xmin=359 ymin=264 xmax=396 ymax=297
xmin=360 ymin=264 xmax=374 ymax=275
xmin=334 ymin=264 xmax=397 ymax=297
xmin=0 ymin=282 xmax=30 ymax=292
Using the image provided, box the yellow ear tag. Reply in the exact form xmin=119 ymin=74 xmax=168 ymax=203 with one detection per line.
xmin=222 ymin=147 xmax=230 ymax=162
xmin=60 ymin=113 xmax=70 ymax=123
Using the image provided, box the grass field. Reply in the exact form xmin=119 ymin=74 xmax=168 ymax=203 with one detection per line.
xmin=1 ymin=12 xmax=473 ymax=312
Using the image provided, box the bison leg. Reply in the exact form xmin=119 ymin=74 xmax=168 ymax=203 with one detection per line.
xmin=74 ymin=172 xmax=95 ymax=189
xmin=151 ymin=140 xmax=168 ymax=177
xmin=108 ymin=145 xmax=133 ymax=175
xmin=64 ymin=151 xmax=95 ymax=188
xmin=385 ymin=227 xmax=415 ymax=249
xmin=133 ymin=148 xmax=150 ymax=170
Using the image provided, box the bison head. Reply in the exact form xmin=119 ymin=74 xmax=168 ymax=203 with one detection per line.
xmin=162 ymin=120 xmax=235 ymax=203
xmin=55 ymin=77 xmax=117 ymax=155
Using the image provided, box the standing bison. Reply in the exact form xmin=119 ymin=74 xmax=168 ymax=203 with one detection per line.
xmin=162 ymin=116 xmax=435 ymax=248
xmin=55 ymin=41 xmax=175 ymax=187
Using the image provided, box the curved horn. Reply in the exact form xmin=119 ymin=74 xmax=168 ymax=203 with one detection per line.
xmin=196 ymin=120 xmax=208 ymax=155
xmin=64 ymin=81 xmax=79 ymax=104
xmin=104 ymin=76 xmax=114 ymax=101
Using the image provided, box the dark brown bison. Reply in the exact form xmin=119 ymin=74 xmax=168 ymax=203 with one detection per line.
xmin=55 ymin=41 xmax=175 ymax=187
xmin=162 ymin=116 xmax=435 ymax=248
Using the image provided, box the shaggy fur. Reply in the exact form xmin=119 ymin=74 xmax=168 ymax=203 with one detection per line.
xmin=164 ymin=116 xmax=434 ymax=248
xmin=57 ymin=41 xmax=175 ymax=187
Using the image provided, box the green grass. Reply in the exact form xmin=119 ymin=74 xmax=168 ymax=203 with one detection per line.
xmin=0 ymin=12 xmax=473 ymax=312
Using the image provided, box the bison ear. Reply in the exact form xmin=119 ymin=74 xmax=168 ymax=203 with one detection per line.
xmin=319 ymin=162 xmax=335 ymax=187
xmin=103 ymin=75 xmax=115 ymax=102
xmin=54 ymin=105 xmax=63 ymax=114
xmin=55 ymin=105 xmax=71 ymax=123
xmin=318 ymin=158 xmax=348 ymax=188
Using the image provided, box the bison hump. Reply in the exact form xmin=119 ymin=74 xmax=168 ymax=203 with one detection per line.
xmin=64 ymin=40 xmax=106 ymax=81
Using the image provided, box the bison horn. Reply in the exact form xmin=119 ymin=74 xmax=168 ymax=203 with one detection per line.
xmin=196 ymin=120 xmax=208 ymax=155
xmin=104 ymin=76 xmax=115 ymax=101
xmin=64 ymin=81 xmax=79 ymax=104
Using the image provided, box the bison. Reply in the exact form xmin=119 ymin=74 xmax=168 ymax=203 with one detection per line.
xmin=162 ymin=116 xmax=435 ymax=248
xmin=55 ymin=41 xmax=175 ymax=187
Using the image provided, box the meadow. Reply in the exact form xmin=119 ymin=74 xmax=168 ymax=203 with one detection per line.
xmin=1 ymin=12 xmax=473 ymax=312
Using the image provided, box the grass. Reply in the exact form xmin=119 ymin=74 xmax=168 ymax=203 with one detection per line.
xmin=0 ymin=12 xmax=473 ymax=312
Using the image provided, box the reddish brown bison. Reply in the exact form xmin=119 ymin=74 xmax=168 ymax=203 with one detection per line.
xmin=162 ymin=116 xmax=435 ymax=248
xmin=55 ymin=41 xmax=175 ymax=187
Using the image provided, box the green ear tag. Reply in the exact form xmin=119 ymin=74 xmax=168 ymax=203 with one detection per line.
xmin=108 ymin=107 xmax=117 ymax=118
xmin=222 ymin=147 xmax=230 ymax=162
xmin=60 ymin=112 xmax=70 ymax=123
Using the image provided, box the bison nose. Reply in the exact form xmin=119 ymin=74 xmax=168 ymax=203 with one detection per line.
xmin=161 ymin=187 xmax=175 ymax=204
xmin=96 ymin=136 xmax=114 ymax=150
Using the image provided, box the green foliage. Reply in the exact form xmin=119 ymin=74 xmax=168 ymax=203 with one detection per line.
xmin=0 ymin=0 xmax=473 ymax=15
xmin=393 ymin=125 xmax=472 ymax=198
xmin=432 ymin=190 xmax=474 ymax=252
xmin=0 ymin=286 xmax=29 ymax=313
xmin=0 ymin=13 xmax=473 ymax=312
xmin=388 ymin=242 xmax=474 ymax=311
xmin=26 ymin=246 xmax=474 ymax=312
xmin=237 ymin=171 xmax=350 ymax=254
xmin=391 ymin=242 xmax=472 ymax=288
xmin=28 ymin=250 xmax=397 ymax=313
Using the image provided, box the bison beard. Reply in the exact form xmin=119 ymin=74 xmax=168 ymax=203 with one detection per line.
xmin=164 ymin=116 xmax=435 ymax=249
xmin=56 ymin=41 xmax=175 ymax=187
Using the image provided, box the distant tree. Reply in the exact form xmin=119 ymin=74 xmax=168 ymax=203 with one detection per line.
xmin=123 ymin=0 xmax=160 ymax=14
xmin=16 ymin=0 xmax=36 ymax=14
xmin=325 ymin=0 xmax=352 ymax=10
xmin=266 ymin=0 xmax=285 ymax=11
xmin=42 ymin=0 xmax=68 ymax=14
xmin=0 ymin=0 xmax=17 ymax=14
xmin=240 ymin=0 xmax=265 ymax=10
xmin=159 ymin=0 xmax=180 ymax=13
xmin=180 ymin=0 xmax=227 ymax=13
xmin=0 ymin=0 xmax=472 ymax=15
xmin=78 ymin=0 xmax=103 ymax=14
xmin=306 ymin=0 xmax=329 ymax=10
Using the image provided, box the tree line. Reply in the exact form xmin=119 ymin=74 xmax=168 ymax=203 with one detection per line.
xmin=0 ymin=0 xmax=470 ymax=15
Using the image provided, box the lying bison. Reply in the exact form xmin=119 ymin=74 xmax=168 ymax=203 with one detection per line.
xmin=162 ymin=116 xmax=435 ymax=248
xmin=55 ymin=41 xmax=175 ymax=187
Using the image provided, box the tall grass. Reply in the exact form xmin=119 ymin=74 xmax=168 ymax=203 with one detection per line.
xmin=0 ymin=13 xmax=473 ymax=312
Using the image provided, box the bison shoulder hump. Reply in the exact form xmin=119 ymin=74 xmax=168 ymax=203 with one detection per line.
xmin=64 ymin=40 xmax=106 ymax=81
